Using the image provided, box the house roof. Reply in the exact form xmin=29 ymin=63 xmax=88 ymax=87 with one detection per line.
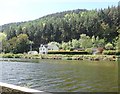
xmin=40 ymin=44 xmax=58 ymax=48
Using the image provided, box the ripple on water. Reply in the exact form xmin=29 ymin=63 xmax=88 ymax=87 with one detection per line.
xmin=1 ymin=60 xmax=118 ymax=92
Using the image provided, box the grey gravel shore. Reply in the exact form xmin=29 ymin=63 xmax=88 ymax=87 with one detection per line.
xmin=0 ymin=86 xmax=32 ymax=94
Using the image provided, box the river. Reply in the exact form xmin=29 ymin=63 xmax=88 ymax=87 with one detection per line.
xmin=0 ymin=58 xmax=118 ymax=92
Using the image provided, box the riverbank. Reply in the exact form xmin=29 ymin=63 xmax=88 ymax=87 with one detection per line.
xmin=0 ymin=53 xmax=119 ymax=61
xmin=0 ymin=86 xmax=31 ymax=94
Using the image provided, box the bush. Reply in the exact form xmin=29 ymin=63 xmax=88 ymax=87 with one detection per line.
xmin=2 ymin=53 xmax=14 ymax=58
xmin=48 ymin=51 xmax=89 ymax=55
xmin=85 ymin=48 xmax=92 ymax=54
xmin=116 ymin=50 xmax=120 ymax=55
xmin=103 ymin=50 xmax=119 ymax=55
xmin=14 ymin=54 xmax=23 ymax=58
xmin=105 ymin=43 xmax=114 ymax=50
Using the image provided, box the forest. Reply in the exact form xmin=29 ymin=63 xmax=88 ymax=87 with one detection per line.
xmin=0 ymin=6 xmax=120 ymax=53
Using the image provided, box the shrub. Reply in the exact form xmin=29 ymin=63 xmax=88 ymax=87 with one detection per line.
xmin=2 ymin=53 xmax=14 ymax=58
xmin=103 ymin=50 xmax=118 ymax=55
xmin=14 ymin=54 xmax=23 ymax=58
xmin=116 ymin=50 xmax=120 ymax=55
xmin=48 ymin=51 xmax=88 ymax=55
xmin=105 ymin=43 xmax=114 ymax=50
xmin=85 ymin=48 xmax=92 ymax=54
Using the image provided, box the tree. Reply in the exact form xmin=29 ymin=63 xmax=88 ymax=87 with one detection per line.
xmin=2 ymin=40 xmax=9 ymax=53
xmin=29 ymin=41 xmax=34 ymax=51
xmin=8 ymin=37 xmax=17 ymax=53
xmin=98 ymin=39 xmax=105 ymax=47
xmin=7 ymin=34 xmax=30 ymax=53
xmin=0 ymin=33 xmax=6 ymax=52
xmin=92 ymin=36 xmax=95 ymax=43
xmin=92 ymin=36 xmax=96 ymax=47
xmin=116 ymin=35 xmax=120 ymax=51
xmin=79 ymin=34 xmax=92 ymax=49
xmin=92 ymin=36 xmax=105 ymax=47
xmin=16 ymin=34 xmax=30 ymax=53
xmin=71 ymin=39 xmax=80 ymax=49
xmin=61 ymin=41 xmax=70 ymax=50
xmin=0 ymin=33 xmax=6 ymax=41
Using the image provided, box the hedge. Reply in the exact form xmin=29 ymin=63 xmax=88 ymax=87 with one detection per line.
xmin=48 ymin=51 xmax=89 ymax=55
xmin=2 ymin=53 xmax=14 ymax=58
xmin=103 ymin=50 xmax=120 ymax=55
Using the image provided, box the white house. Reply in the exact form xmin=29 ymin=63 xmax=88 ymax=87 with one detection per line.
xmin=39 ymin=44 xmax=59 ymax=54
xmin=39 ymin=44 xmax=48 ymax=54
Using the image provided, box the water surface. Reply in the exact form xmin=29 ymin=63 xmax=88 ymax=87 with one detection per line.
xmin=1 ymin=59 xmax=118 ymax=92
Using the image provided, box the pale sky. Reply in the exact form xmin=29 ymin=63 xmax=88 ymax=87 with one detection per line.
xmin=0 ymin=0 xmax=119 ymax=25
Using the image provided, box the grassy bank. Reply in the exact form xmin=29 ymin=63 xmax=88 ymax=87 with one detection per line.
xmin=0 ymin=53 xmax=119 ymax=61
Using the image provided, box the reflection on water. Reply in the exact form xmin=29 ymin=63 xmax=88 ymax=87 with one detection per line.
xmin=1 ymin=59 xmax=118 ymax=92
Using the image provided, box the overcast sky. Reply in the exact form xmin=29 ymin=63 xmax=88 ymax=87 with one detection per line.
xmin=0 ymin=0 xmax=119 ymax=25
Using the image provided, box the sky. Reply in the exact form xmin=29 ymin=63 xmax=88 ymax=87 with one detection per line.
xmin=0 ymin=0 xmax=119 ymax=25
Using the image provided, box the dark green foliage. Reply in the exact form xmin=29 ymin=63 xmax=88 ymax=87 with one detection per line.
xmin=3 ymin=34 xmax=30 ymax=53
xmin=48 ymin=51 xmax=88 ymax=55
xmin=0 ymin=6 xmax=119 ymax=53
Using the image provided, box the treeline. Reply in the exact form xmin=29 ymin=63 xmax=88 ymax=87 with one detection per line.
xmin=0 ymin=6 xmax=120 ymax=53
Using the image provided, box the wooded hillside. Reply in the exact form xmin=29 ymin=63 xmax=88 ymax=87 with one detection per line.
xmin=0 ymin=6 xmax=120 ymax=53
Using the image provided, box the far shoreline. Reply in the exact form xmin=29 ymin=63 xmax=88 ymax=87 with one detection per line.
xmin=0 ymin=53 xmax=119 ymax=62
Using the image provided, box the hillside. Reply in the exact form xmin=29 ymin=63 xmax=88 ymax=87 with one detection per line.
xmin=0 ymin=9 xmax=86 ymax=31
xmin=0 ymin=6 xmax=120 ymax=53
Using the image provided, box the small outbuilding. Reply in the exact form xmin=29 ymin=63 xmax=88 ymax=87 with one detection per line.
xmin=28 ymin=51 xmax=38 ymax=55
